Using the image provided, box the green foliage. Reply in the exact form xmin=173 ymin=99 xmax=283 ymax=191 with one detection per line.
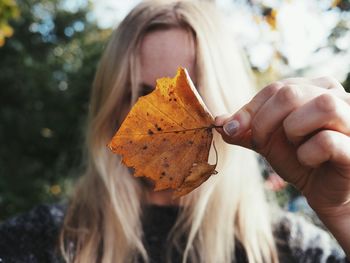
xmin=0 ymin=0 xmax=110 ymax=220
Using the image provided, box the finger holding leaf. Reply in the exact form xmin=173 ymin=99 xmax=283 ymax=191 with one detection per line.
xmin=215 ymin=77 xmax=350 ymax=256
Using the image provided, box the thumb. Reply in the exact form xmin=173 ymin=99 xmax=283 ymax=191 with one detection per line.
xmin=214 ymin=110 xmax=253 ymax=149
xmin=214 ymin=82 xmax=284 ymax=149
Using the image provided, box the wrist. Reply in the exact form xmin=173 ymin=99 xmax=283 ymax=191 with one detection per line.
xmin=312 ymin=203 xmax=350 ymax=257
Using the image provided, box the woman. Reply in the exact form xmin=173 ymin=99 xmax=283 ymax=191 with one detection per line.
xmin=1 ymin=1 xmax=349 ymax=262
xmin=61 ymin=1 xmax=278 ymax=262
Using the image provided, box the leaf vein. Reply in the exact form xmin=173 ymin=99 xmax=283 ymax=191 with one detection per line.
xmin=144 ymin=98 xmax=186 ymax=129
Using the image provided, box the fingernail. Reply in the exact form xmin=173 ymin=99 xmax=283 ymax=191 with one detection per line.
xmin=223 ymin=120 xmax=240 ymax=136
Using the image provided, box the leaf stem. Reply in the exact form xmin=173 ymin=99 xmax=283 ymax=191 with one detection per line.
xmin=210 ymin=125 xmax=223 ymax=129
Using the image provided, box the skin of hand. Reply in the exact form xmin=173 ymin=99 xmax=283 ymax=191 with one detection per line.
xmin=215 ymin=77 xmax=350 ymax=256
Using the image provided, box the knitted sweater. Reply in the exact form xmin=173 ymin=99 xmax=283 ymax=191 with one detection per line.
xmin=0 ymin=204 xmax=347 ymax=263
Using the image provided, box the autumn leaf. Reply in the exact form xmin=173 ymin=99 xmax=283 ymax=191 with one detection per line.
xmin=108 ymin=67 xmax=217 ymax=198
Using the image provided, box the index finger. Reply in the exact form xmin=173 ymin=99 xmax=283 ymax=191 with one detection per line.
xmin=281 ymin=76 xmax=344 ymax=90
xmin=215 ymin=82 xmax=283 ymax=149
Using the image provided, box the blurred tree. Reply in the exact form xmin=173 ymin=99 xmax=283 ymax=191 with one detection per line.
xmin=0 ymin=0 xmax=110 ymax=220
xmin=236 ymin=0 xmax=350 ymax=87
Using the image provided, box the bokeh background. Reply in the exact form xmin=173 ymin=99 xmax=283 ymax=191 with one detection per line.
xmin=1 ymin=0 xmax=350 ymax=221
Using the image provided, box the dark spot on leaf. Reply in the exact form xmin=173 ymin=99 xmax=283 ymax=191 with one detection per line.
xmin=175 ymin=131 xmax=179 ymax=134
xmin=169 ymin=98 xmax=172 ymax=102
xmin=148 ymin=129 xmax=154 ymax=135
xmin=129 ymin=140 xmax=133 ymax=144
xmin=188 ymin=141 xmax=194 ymax=145
xmin=143 ymin=146 xmax=148 ymax=150
xmin=161 ymin=171 xmax=166 ymax=176
xmin=174 ymin=98 xmax=177 ymax=101
xmin=169 ymin=177 xmax=173 ymax=181
xmin=160 ymin=118 xmax=164 ymax=121
xmin=146 ymin=112 xmax=149 ymax=116
xmin=182 ymin=131 xmax=186 ymax=134
xmin=163 ymin=138 xmax=167 ymax=142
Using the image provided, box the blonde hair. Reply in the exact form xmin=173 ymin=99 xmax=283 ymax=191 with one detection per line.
xmin=60 ymin=1 xmax=279 ymax=262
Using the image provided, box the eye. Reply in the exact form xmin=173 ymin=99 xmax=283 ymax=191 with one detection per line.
xmin=139 ymin=83 xmax=154 ymax=97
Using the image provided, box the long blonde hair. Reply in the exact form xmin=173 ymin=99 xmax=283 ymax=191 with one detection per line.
xmin=60 ymin=1 xmax=279 ymax=262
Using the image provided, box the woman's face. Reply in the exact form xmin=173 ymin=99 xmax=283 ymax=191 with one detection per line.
xmin=138 ymin=28 xmax=196 ymax=203
xmin=140 ymin=28 xmax=196 ymax=95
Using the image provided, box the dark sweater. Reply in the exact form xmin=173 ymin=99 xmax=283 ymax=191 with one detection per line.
xmin=0 ymin=204 xmax=348 ymax=263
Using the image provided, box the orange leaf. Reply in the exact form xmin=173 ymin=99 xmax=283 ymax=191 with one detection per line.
xmin=108 ymin=67 xmax=218 ymax=198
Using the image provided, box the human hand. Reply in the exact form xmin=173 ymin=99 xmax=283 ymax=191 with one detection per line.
xmin=215 ymin=77 xmax=350 ymax=254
